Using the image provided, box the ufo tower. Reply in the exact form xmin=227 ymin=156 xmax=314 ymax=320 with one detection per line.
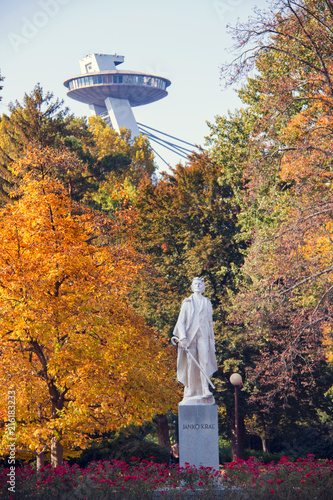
xmin=64 ymin=53 xmax=171 ymax=138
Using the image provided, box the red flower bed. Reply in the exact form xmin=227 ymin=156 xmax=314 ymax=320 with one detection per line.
xmin=0 ymin=454 xmax=332 ymax=499
xmin=223 ymin=454 xmax=333 ymax=499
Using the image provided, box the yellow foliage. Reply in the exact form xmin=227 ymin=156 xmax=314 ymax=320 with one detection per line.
xmin=87 ymin=117 xmax=155 ymax=183
xmin=279 ymin=95 xmax=333 ymax=184
xmin=0 ymin=170 xmax=179 ymax=460
xmin=322 ymin=324 xmax=333 ymax=362
xmin=299 ymin=221 xmax=333 ymax=269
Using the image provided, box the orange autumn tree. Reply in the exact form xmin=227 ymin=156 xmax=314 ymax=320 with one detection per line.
xmin=0 ymin=167 xmax=178 ymax=468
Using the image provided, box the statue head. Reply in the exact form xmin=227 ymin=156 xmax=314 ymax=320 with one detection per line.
xmin=191 ymin=277 xmax=205 ymax=293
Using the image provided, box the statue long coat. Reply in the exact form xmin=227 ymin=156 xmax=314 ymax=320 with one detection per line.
xmin=173 ymin=294 xmax=218 ymax=388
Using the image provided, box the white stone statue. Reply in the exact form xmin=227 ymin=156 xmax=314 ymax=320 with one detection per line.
xmin=172 ymin=277 xmax=218 ymax=405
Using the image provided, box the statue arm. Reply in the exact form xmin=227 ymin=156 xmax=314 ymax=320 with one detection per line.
xmin=174 ymin=300 xmax=190 ymax=346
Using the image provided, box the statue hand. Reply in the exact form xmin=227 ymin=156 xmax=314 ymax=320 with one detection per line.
xmin=179 ymin=338 xmax=188 ymax=349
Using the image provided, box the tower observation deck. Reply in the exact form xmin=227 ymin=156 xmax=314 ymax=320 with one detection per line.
xmin=64 ymin=53 xmax=171 ymax=137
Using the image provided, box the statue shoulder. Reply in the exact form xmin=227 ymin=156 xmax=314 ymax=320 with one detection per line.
xmin=204 ymin=296 xmax=213 ymax=309
xmin=182 ymin=297 xmax=193 ymax=304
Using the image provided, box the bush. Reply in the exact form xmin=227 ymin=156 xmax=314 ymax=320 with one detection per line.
xmin=219 ymin=439 xmax=231 ymax=463
xmin=244 ymin=449 xmax=282 ymax=464
xmin=70 ymin=432 xmax=170 ymax=468
xmin=278 ymin=426 xmax=333 ymax=460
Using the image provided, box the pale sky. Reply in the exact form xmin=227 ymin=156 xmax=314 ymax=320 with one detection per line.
xmin=0 ymin=0 xmax=269 ymax=169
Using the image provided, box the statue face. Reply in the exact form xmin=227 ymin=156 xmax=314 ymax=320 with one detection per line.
xmin=191 ymin=278 xmax=205 ymax=293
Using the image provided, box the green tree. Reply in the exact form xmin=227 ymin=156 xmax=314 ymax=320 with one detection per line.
xmin=0 ymin=84 xmax=88 ymax=204
xmin=133 ymin=151 xmax=244 ymax=332
xmin=0 ymin=86 xmax=156 ymax=209
xmin=207 ymin=0 xmax=333 ymax=448
xmin=83 ymin=117 xmax=156 ymax=213
xmin=131 ymin=151 xmax=250 ymax=456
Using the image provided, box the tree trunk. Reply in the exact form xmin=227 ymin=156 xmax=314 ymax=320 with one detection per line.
xmin=36 ymin=451 xmax=45 ymax=471
xmin=157 ymin=414 xmax=171 ymax=449
xmin=261 ymin=437 xmax=269 ymax=453
xmin=50 ymin=437 xmax=63 ymax=467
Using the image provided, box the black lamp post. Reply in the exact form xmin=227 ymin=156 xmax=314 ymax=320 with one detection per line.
xmin=230 ymin=373 xmax=243 ymax=460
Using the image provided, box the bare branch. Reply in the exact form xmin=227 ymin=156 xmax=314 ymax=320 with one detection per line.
xmin=280 ymin=266 xmax=333 ymax=295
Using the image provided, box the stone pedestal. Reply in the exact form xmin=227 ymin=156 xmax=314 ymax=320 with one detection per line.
xmin=179 ymin=394 xmax=215 ymax=406
xmin=178 ymin=404 xmax=219 ymax=471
